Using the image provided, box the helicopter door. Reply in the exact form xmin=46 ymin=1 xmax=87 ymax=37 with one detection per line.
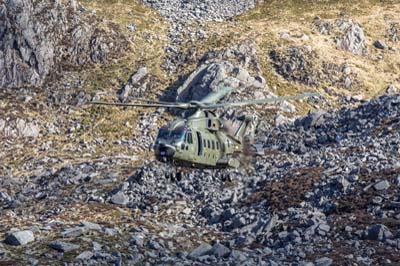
xmin=196 ymin=131 xmax=203 ymax=156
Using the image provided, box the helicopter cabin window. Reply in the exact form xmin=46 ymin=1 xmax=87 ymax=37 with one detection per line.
xmin=207 ymin=140 xmax=211 ymax=149
xmin=212 ymin=141 xmax=215 ymax=150
xmin=189 ymin=133 xmax=193 ymax=143
xmin=185 ymin=132 xmax=193 ymax=144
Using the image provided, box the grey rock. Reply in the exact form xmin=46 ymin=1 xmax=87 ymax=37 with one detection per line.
xmin=130 ymin=234 xmax=145 ymax=247
xmin=76 ymin=251 xmax=94 ymax=260
xmin=386 ymin=85 xmax=398 ymax=94
xmin=318 ymin=223 xmax=331 ymax=233
xmin=5 ymin=230 xmax=35 ymax=246
xmin=208 ymin=242 xmax=230 ymax=258
xmin=374 ymin=180 xmax=390 ymax=191
xmin=119 ymin=67 xmax=149 ymax=99
xmin=366 ymin=224 xmax=393 ymax=241
xmin=110 ymin=192 xmax=129 ymax=206
xmin=336 ymin=18 xmax=366 ymax=55
xmin=61 ymin=227 xmax=85 ymax=238
xmin=102 ymin=228 xmax=119 ymax=236
xmin=374 ymin=40 xmax=388 ymax=50
xmin=230 ymin=250 xmax=247 ymax=261
xmin=26 ymin=258 xmax=39 ymax=265
xmin=372 ymin=196 xmax=383 ymax=205
xmin=148 ymin=239 xmax=163 ymax=250
xmin=315 ymin=257 xmax=333 ymax=266
xmin=188 ymin=243 xmax=212 ymax=259
xmin=49 ymin=240 xmax=80 ymax=252
xmin=81 ymin=221 xmax=102 ymax=231
xmin=15 ymin=119 xmax=40 ymax=138
xmin=314 ymin=17 xmax=333 ymax=35
xmin=388 ymin=23 xmax=399 ymax=42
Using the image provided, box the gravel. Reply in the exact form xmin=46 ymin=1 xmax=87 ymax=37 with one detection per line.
xmin=142 ymin=0 xmax=256 ymax=23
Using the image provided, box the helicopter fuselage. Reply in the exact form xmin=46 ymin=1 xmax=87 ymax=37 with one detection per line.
xmin=153 ymin=110 xmax=244 ymax=168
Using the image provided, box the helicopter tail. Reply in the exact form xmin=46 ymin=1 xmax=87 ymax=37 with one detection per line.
xmin=233 ymin=115 xmax=258 ymax=143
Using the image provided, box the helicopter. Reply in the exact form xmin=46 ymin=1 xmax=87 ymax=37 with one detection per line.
xmin=89 ymin=87 xmax=318 ymax=169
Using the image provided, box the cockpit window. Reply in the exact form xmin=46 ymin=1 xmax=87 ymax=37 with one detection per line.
xmin=170 ymin=129 xmax=185 ymax=141
xmin=155 ymin=126 xmax=186 ymax=142
xmin=156 ymin=127 xmax=169 ymax=140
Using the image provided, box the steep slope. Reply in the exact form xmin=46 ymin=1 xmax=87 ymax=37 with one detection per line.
xmin=1 ymin=0 xmax=400 ymax=265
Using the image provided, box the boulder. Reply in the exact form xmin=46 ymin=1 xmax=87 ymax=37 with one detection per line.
xmin=374 ymin=180 xmax=390 ymax=191
xmin=119 ymin=67 xmax=149 ymax=100
xmin=76 ymin=251 xmax=94 ymax=260
xmin=5 ymin=230 xmax=34 ymax=246
xmin=208 ymin=242 xmax=231 ymax=258
xmin=336 ymin=18 xmax=366 ymax=55
xmin=48 ymin=240 xmax=80 ymax=252
xmin=366 ymin=224 xmax=393 ymax=241
xmin=386 ymin=85 xmax=398 ymax=94
xmin=188 ymin=243 xmax=212 ymax=259
xmin=374 ymin=40 xmax=388 ymax=50
xmin=110 ymin=192 xmax=129 ymax=206
xmin=315 ymin=257 xmax=333 ymax=266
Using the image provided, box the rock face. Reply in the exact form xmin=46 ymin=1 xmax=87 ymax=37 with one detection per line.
xmin=0 ymin=0 xmax=127 ymax=89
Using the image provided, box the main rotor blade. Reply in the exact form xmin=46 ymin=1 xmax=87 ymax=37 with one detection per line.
xmin=201 ymin=92 xmax=319 ymax=109
xmin=99 ymin=93 xmax=177 ymax=105
xmin=88 ymin=101 xmax=191 ymax=109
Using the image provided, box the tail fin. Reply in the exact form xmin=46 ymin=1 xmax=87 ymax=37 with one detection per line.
xmin=234 ymin=115 xmax=254 ymax=142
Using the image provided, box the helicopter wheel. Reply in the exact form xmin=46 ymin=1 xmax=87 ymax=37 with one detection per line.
xmin=176 ymin=171 xmax=183 ymax=181
xmin=164 ymin=165 xmax=175 ymax=180
xmin=221 ymin=171 xmax=232 ymax=182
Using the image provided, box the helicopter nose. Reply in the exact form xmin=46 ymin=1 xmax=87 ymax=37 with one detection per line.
xmin=156 ymin=143 xmax=175 ymax=158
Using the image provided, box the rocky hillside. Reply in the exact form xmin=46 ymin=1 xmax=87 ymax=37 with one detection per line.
xmin=0 ymin=0 xmax=400 ymax=265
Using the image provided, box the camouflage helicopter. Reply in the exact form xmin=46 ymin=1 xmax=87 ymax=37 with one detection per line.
xmin=89 ymin=87 xmax=317 ymax=169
